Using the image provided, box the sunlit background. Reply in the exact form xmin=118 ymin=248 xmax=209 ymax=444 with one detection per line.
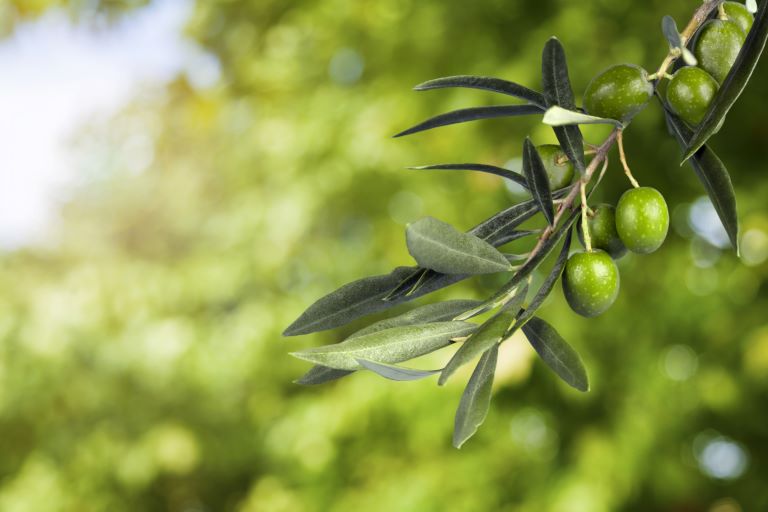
xmin=1 ymin=0 xmax=767 ymax=510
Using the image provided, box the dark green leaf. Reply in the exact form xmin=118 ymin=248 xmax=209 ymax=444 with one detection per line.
xmin=409 ymin=163 xmax=528 ymax=189
xmin=522 ymin=317 xmax=589 ymax=392
xmin=541 ymin=37 xmax=586 ymax=172
xmin=522 ymin=137 xmax=555 ymax=225
xmin=660 ymin=96 xmax=739 ymax=252
xmin=283 ymin=266 xmax=417 ymax=336
xmin=512 ymin=230 xmax=572 ymax=330
xmin=290 ymin=321 xmax=477 ymax=370
xmin=356 ymin=359 xmax=441 ymax=381
xmin=542 ymin=37 xmax=576 ymax=109
xmin=453 ymin=344 xmax=499 ymax=449
xmin=683 ymin=1 xmax=768 ymax=161
xmin=413 ymin=75 xmax=547 ymax=108
xmin=493 ymin=230 xmax=540 ymax=247
xmin=393 ymin=105 xmax=542 ymax=138
xmin=553 ymin=126 xmax=586 ymax=173
xmin=439 ymin=284 xmax=528 ymax=385
xmin=295 ymin=365 xmax=354 ymax=385
xmin=662 ymin=15 xmax=682 ymax=49
xmin=406 ymin=217 xmax=512 ymax=275
xmin=350 ymin=299 xmax=483 ymax=338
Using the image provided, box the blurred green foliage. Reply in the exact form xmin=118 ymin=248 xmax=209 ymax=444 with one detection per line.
xmin=2 ymin=0 xmax=768 ymax=510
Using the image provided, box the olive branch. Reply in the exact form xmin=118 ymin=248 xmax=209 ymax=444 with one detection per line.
xmin=284 ymin=0 xmax=764 ymax=448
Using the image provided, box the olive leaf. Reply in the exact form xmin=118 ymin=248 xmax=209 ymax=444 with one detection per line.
xmin=660 ymin=95 xmax=739 ymax=252
xmin=350 ymin=299 xmax=483 ymax=338
xmin=413 ymin=75 xmax=547 ymax=108
xmin=290 ymin=321 xmax=478 ymax=370
xmin=394 ymin=105 xmax=542 ymax=138
xmin=747 ymin=0 xmax=757 ymax=15
xmin=662 ymin=15 xmax=682 ymax=50
xmin=295 ymin=365 xmax=354 ymax=385
xmin=522 ymin=137 xmax=555 ymax=225
xmin=682 ymin=0 xmax=768 ymax=161
xmin=409 ymin=163 xmax=528 ymax=189
xmin=356 ymin=359 xmax=441 ymax=381
xmin=522 ymin=316 xmax=589 ymax=392
xmin=453 ymin=344 xmax=499 ymax=449
xmin=283 ymin=266 xmax=418 ymax=336
xmin=542 ymin=106 xmax=623 ymax=128
xmin=406 ymin=217 xmax=512 ymax=275
xmin=439 ymin=284 xmax=528 ymax=385
xmin=541 ymin=37 xmax=586 ymax=172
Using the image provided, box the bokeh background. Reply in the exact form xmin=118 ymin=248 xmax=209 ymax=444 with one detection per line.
xmin=1 ymin=0 xmax=768 ymax=510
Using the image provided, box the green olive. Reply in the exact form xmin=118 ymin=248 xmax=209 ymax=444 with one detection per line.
xmin=583 ymin=64 xmax=654 ymax=123
xmin=562 ymin=250 xmax=620 ymax=317
xmin=666 ymin=67 xmax=719 ymax=127
xmin=536 ymin=144 xmax=575 ymax=190
xmin=694 ymin=19 xmax=746 ymax=84
xmin=615 ymin=187 xmax=670 ymax=254
xmin=723 ymin=1 xmax=754 ymax=34
xmin=577 ymin=204 xmax=627 ymax=259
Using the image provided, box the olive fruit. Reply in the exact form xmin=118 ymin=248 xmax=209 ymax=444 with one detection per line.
xmin=536 ymin=144 xmax=574 ymax=190
xmin=615 ymin=187 xmax=670 ymax=254
xmin=577 ymin=204 xmax=627 ymax=259
xmin=562 ymin=250 xmax=620 ymax=317
xmin=583 ymin=64 xmax=654 ymax=123
xmin=723 ymin=1 xmax=754 ymax=34
xmin=694 ymin=19 xmax=746 ymax=84
xmin=666 ymin=67 xmax=719 ymax=126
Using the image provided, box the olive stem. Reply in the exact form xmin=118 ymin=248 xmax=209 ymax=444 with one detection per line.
xmin=579 ymin=180 xmax=593 ymax=252
xmin=617 ymin=129 xmax=640 ymax=188
xmin=650 ymin=0 xmax=724 ymax=82
xmin=718 ymin=3 xmax=728 ymax=19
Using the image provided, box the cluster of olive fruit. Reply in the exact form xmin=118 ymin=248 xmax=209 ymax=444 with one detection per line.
xmin=667 ymin=1 xmax=753 ymax=126
xmin=536 ymin=145 xmax=670 ymax=318
xmin=580 ymin=2 xmax=754 ymax=128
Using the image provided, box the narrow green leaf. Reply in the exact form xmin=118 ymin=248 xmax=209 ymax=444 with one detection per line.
xmin=350 ymin=299 xmax=483 ymax=338
xmin=453 ymin=345 xmax=499 ymax=449
xmin=543 ymin=106 xmax=623 ymax=128
xmin=542 ymin=37 xmax=576 ymax=109
xmin=522 ymin=317 xmax=589 ymax=392
xmin=393 ymin=105 xmax=542 ymax=138
xmin=409 ymin=163 xmax=528 ymax=189
xmin=660 ymin=96 xmax=740 ymax=252
xmin=356 ymin=359 xmax=441 ymax=381
xmin=469 ymin=199 xmax=543 ymax=246
xmin=662 ymin=15 xmax=682 ymax=50
xmin=511 ymin=230 xmax=573 ymax=331
xmin=290 ymin=321 xmax=477 ymax=370
xmin=283 ymin=266 xmax=417 ymax=336
xmin=553 ymin=126 xmax=586 ymax=173
xmin=406 ymin=217 xmax=512 ymax=275
xmin=295 ymin=365 xmax=354 ymax=385
xmin=522 ymin=137 xmax=555 ymax=225
xmin=683 ymin=0 xmax=768 ymax=161
xmin=413 ymin=75 xmax=547 ymax=108
xmin=439 ymin=284 xmax=528 ymax=385
xmin=541 ymin=37 xmax=586 ymax=171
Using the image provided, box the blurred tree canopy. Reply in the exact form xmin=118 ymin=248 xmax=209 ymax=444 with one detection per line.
xmin=1 ymin=0 xmax=768 ymax=510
